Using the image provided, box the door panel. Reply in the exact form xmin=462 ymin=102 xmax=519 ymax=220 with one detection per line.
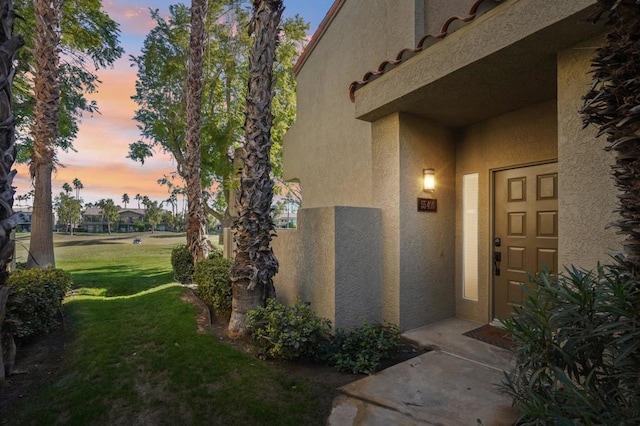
xmin=494 ymin=163 xmax=558 ymax=320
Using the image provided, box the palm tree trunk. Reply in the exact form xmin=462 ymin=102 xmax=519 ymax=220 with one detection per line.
xmin=27 ymin=0 xmax=61 ymax=269
xmin=581 ymin=1 xmax=640 ymax=275
xmin=0 ymin=0 xmax=22 ymax=381
xmin=184 ymin=0 xmax=209 ymax=262
xmin=0 ymin=0 xmax=22 ymax=282
xmin=228 ymin=0 xmax=283 ymax=338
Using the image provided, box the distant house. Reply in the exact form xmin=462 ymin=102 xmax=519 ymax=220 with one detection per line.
xmin=274 ymin=210 xmax=297 ymax=229
xmin=117 ymin=209 xmax=147 ymax=233
xmin=81 ymin=208 xmax=164 ymax=233
xmin=266 ymin=0 xmax=617 ymax=331
xmin=14 ymin=207 xmax=33 ymax=232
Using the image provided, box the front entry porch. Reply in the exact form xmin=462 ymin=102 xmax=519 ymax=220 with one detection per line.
xmin=328 ymin=318 xmax=516 ymax=425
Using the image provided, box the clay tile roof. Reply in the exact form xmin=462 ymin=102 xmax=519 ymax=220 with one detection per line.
xmin=348 ymin=0 xmax=504 ymax=102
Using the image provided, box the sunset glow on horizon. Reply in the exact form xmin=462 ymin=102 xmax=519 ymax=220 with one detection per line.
xmin=13 ymin=0 xmax=334 ymax=206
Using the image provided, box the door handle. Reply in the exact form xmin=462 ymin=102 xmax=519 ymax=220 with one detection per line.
xmin=493 ymin=251 xmax=501 ymax=276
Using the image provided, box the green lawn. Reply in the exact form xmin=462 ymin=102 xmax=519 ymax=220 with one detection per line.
xmin=5 ymin=232 xmax=334 ymax=425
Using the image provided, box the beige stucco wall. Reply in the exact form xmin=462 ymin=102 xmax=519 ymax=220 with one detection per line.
xmin=372 ymin=113 xmax=456 ymax=330
xmin=284 ymin=1 xmax=421 ymax=209
xmin=399 ymin=114 xmax=457 ymax=329
xmin=423 ymin=0 xmax=477 ymax=35
xmin=280 ymin=0 xmax=614 ymax=332
xmin=455 ymin=101 xmax=558 ymax=323
xmin=557 ymin=37 xmax=621 ymax=268
xmin=271 ymin=206 xmax=382 ymax=330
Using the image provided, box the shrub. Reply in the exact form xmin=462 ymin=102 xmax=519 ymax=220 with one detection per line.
xmin=194 ymin=257 xmax=233 ymax=318
xmin=327 ymin=321 xmax=400 ymax=374
xmin=171 ymin=245 xmax=193 ymax=284
xmin=4 ymin=268 xmax=73 ymax=339
xmin=208 ymin=245 xmax=223 ymax=259
xmin=501 ymin=261 xmax=640 ymax=424
xmin=247 ymin=298 xmax=332 ymax=361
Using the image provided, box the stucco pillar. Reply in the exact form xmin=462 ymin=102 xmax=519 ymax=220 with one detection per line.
xmin=372 ymin=114 xmax=402 ymax=326
xmin=557 ymin=37 xmax=621 ymax=268
xmin=372 ymin=113 xmax=456 ymax=330
xmin=271 ymin=206 xmax=382 ymax=330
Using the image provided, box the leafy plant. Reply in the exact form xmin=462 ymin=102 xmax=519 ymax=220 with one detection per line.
xmin=209 ymin=245 xmax=223 ymax=259
xmin=3 ymin=268 xmax=72 ymax=339
xmin=247 ymin=298 xmax=331 ymax=361
xmin=501 ymin=261 xmax=640 ymax=424
xmin=171 ymin=244 xmax=193 ymax=284
xmin=194 ymin=257 xmax=233 ymax=318
xmin=328 ymin=321 xmax=400 ymax=375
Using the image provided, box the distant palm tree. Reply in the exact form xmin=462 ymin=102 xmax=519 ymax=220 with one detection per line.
xmin=72 ymin=177 xmax=83 ymax=200
xmin=62 ymin=182 xmax=72 ymax=195
xmin=122 ymin=193 xmax=130 ymax=209
xmin=184 ymin=0 xmax=209 ymax=262
xmin=135 ymin=193 xmax=142 ymax=209
xmin=228 ymin=0 xmax=283 ymax=337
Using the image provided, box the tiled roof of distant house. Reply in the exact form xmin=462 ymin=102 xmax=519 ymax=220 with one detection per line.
xmin=348 ymin=0 xmax=504 ymax=102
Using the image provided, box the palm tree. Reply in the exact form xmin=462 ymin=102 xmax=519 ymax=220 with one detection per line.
xmin=122 ymin=193 xmax=130 ymax=209
xmin=72 ymin=177 xmax=83 ymax=200
xmin=27 ymin=0 xmax=62 ymax=269
xmin=62 ymin=182 xmax=72 ymax=195
xmin=582 ymin=0 xmax=640 ymax=275
xmin=0 ymin=0 xmax=23 ymax=380
xmin=135 ymin=193 xmax=142 ymax=209
xmin=165 ymin=193 xmax=177 ymax=216
xmin=184 ymin=0 xmax=209 ymax=262
xmin=228 ymin=0 xmax=283 ymax=338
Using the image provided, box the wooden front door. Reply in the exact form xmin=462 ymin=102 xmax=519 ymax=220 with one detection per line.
xmin=493 ymin=163 xmax=558 ymax=320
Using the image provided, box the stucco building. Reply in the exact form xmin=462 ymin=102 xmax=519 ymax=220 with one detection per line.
xmin=273 ymin=0 xmax=620 ymax=330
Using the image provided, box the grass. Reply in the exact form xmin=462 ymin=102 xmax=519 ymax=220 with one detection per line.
xmin=5 ymin=232 xmax=333 ymax=425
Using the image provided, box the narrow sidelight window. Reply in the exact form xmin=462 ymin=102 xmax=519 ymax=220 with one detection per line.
xmin=463 ymin=173 xmax=479 ymax=301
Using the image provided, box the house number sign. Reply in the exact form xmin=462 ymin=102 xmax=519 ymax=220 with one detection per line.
xmin=417 ymin=198 xmax=437 ymax=212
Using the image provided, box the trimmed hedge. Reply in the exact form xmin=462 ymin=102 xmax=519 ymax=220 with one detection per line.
xmin=4 ymin=268 xmax=72 ymax=339
xmin=247 ymin=298 xmax=331 ymax=361
xmin=246 ymin=299 xmax=401 ymax=374
xmin=171 ymin=245 xmax=193 ymax=284
xmin=328 ymin=322 xmax=400 ymax=375
xmin=194 ymin=257 xmax=233 ymax=318
xmin=172 ymin=245 xmax=225 ymax=284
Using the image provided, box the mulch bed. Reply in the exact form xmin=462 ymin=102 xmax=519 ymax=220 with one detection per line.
xmin=0 ymin=316 xmax=67 ymax=416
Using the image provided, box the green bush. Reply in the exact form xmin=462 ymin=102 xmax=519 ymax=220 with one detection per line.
xmin=501 ymin=261 xmax=640 ymax=424
xmin=209 ymin=246 xmax=223 ymax=259
xmin=327 ymin=321 xmax=400 ymax=374
xmin=247 ymin=298 xmax=332 ymax=361
xmin=4 ymin=268 xmax=73 ymax=339
xmin=171 ymin=245 xmax=193 ymax=284
xmin=194 ymin=257 xmax=233 ymax=317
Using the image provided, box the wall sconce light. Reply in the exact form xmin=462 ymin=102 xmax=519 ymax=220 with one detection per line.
xmin=423 ymin=168 xmax=435 ymax=192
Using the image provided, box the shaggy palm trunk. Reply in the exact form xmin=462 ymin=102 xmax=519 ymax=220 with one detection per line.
xmin=228 ymin=0 xmax=282 ymax=338
xmin=184 ymin=0 xmax=209 ymax=262
xmin=0 ymin=0 xmax=23 ymax=381
xmin=27 ymin=0 xmax=61 ymax=269
xmin=582 ymin=1 xmax=640 ymax=276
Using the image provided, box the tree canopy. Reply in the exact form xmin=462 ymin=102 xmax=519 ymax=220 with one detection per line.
xmin=14 ymin=0 xmax=124 ymax=162
xmin=130 ymin=1 xmax=307 ymax=226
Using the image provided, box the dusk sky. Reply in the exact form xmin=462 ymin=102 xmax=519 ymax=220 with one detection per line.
xmin=13 ymin=0 xmax=335 ymax=206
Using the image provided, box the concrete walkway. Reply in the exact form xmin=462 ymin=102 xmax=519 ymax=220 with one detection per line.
xmin=327 ymin=318 xmax=518 ymax=425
